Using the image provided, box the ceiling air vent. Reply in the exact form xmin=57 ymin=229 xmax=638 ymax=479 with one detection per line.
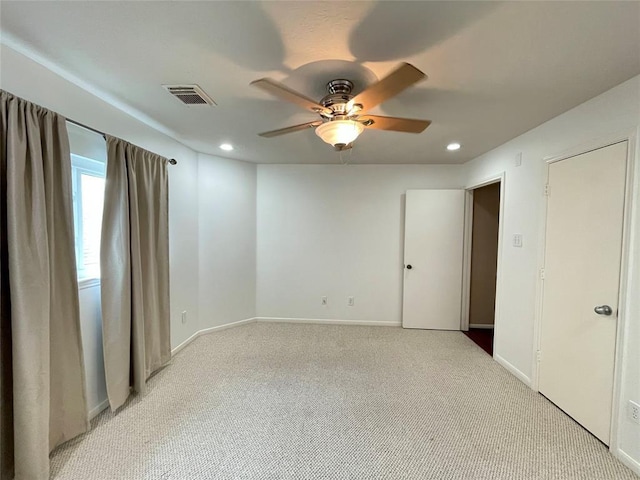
xmin=163 ymin=84 xmax=216 ymax=106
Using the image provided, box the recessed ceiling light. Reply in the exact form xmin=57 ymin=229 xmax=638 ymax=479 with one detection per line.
xmin=447 ymin=142 xmax=461 ymax=151
xmin=220 ymin=143 xmax=234 ymax=151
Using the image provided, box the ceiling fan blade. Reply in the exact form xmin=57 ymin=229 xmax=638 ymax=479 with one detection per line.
xmin=251 ymin=78 xmax=332 ymax=115
xmin=359 ymin=115 xmax=431 ymax=133
xmin=349 ymin=63 xmax=426 ymax=114
xmin=258 ymin=121 xmax=322 ymax=138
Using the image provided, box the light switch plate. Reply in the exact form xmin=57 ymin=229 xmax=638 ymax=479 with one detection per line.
xmin=515 ymin=152 xmax=523 ymax=167
xmin=513 ymin=234 xmax=523 ymax=248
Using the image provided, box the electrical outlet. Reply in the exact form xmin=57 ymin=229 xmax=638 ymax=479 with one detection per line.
xmin=181 ymin=311 xmax=187 ymax=324
xmin=348 ymin=296 xmax=355 ymax=306
xmin=321 ymin=296 xmax=327 ymax=306
xmin=630 ymin=400 xmax=640 ymax=424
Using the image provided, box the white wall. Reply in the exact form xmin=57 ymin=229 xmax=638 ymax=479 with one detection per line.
xmin=465 ymin=75 xmax=640 ymax=471
xmin=78 ymin=285 xmax=108 ymax=417
xmin=198 ymin=153 xmax=257 ymax=328
xmin=0 ymin=44 xmax=201 ymax=354
xmin=256 ymin=164 xmax=466 ymax=323
xmin=0 ymin=45 xmax=255 ymax=416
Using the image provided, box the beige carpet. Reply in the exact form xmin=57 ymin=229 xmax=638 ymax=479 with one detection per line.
xmin=50 ymin=323 xmax=638 ymax=479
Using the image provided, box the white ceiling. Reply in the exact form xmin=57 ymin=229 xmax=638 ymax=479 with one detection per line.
xmin=1 ymin=1 xmax=639 ymax=165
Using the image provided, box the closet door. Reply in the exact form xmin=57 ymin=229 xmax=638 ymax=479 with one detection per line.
xmin=402 ymin=189 xmax=465 ymax=330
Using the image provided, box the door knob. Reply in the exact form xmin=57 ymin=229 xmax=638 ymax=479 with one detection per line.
xmin=594 ymin=305 xmax=613 ymax=316
xmin=406 ymin=264 xmax=413 ymax=270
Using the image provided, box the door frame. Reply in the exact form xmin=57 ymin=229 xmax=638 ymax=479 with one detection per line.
xmin=461 ymin=173 xmax=506 ymax=356
xmin=532 ymin=130 xmax=637 ymax=454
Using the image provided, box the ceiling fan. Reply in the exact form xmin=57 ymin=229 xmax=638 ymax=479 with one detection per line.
xmin=250 ymin=63 xmax=431 ymax=151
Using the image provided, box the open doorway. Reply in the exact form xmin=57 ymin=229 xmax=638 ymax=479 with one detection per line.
xmin=463 ymin=181 xmax=501 ymax=355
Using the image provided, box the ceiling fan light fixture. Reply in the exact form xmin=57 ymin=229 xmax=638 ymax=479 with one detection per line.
xmin=315 ymin=120 xmax=364 ymax=147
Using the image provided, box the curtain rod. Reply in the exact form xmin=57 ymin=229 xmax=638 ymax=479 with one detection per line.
xmin=66 ymin=118 xmax=178 ymax=165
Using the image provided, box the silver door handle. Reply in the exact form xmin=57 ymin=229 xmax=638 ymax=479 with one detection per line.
xmin=594 ymin=305 xmax=613 ymax=316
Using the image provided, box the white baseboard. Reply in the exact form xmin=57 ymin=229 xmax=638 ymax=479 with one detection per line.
xmin=197 ymin=317 xmax=258 ymax=336
xmin=171 ymin=330 xmax=202 ymax=356
xmin=494 ymin=353 xmax=532 ymax=387
xmin=256 ymin=317 xmax=401 ymax=327
xmin=89 ymin=398 xmax=109 ymax=420
xmin=616 ymin=449 xmax=640 ymax=476
xmin=171 ymin=316 xmax=399 ymax=356
xmin=171 ymin=317 xmax=258 ymax=355
xmin=469 ymin=323 xmax=495 ymax=329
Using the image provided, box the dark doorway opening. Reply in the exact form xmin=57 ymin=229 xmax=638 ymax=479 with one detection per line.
xmin=463 ymin=328 xmax=494 ymax=356
xmin=466 ymin=181 xmax=500 ymax=356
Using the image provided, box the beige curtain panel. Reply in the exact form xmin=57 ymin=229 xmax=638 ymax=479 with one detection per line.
xmin=0 ymin=90 xmax=90 ymax=480
xmin=101 ymin=136 xmax=171 ymax=411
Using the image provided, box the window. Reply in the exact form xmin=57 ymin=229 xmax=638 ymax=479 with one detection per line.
xmin=67 ymin=122 xmax=107 ymax=282
xmin=71 ymin=154 xmax=106 ymax=280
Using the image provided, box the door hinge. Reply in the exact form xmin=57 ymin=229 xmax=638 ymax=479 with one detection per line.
xmin=536 ymin=350 xmax=541 ymax=363
xmin=544 ymin=184 xmax=550 ymax=196
xmin=540 ymin=268 xmax=545 ymax=280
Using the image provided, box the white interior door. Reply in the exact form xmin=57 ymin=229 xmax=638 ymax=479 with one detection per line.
xmin=538 ymin=141 xmax=627 ymax=445
xmin=402 ymin=189 xmax=465 ymax=330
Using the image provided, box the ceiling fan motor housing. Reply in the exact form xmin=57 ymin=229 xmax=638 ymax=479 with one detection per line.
xmin=327 ymin=79 xmax=353 ymax=95
xmin=321 ymin=79 xmax=355 ymax=117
